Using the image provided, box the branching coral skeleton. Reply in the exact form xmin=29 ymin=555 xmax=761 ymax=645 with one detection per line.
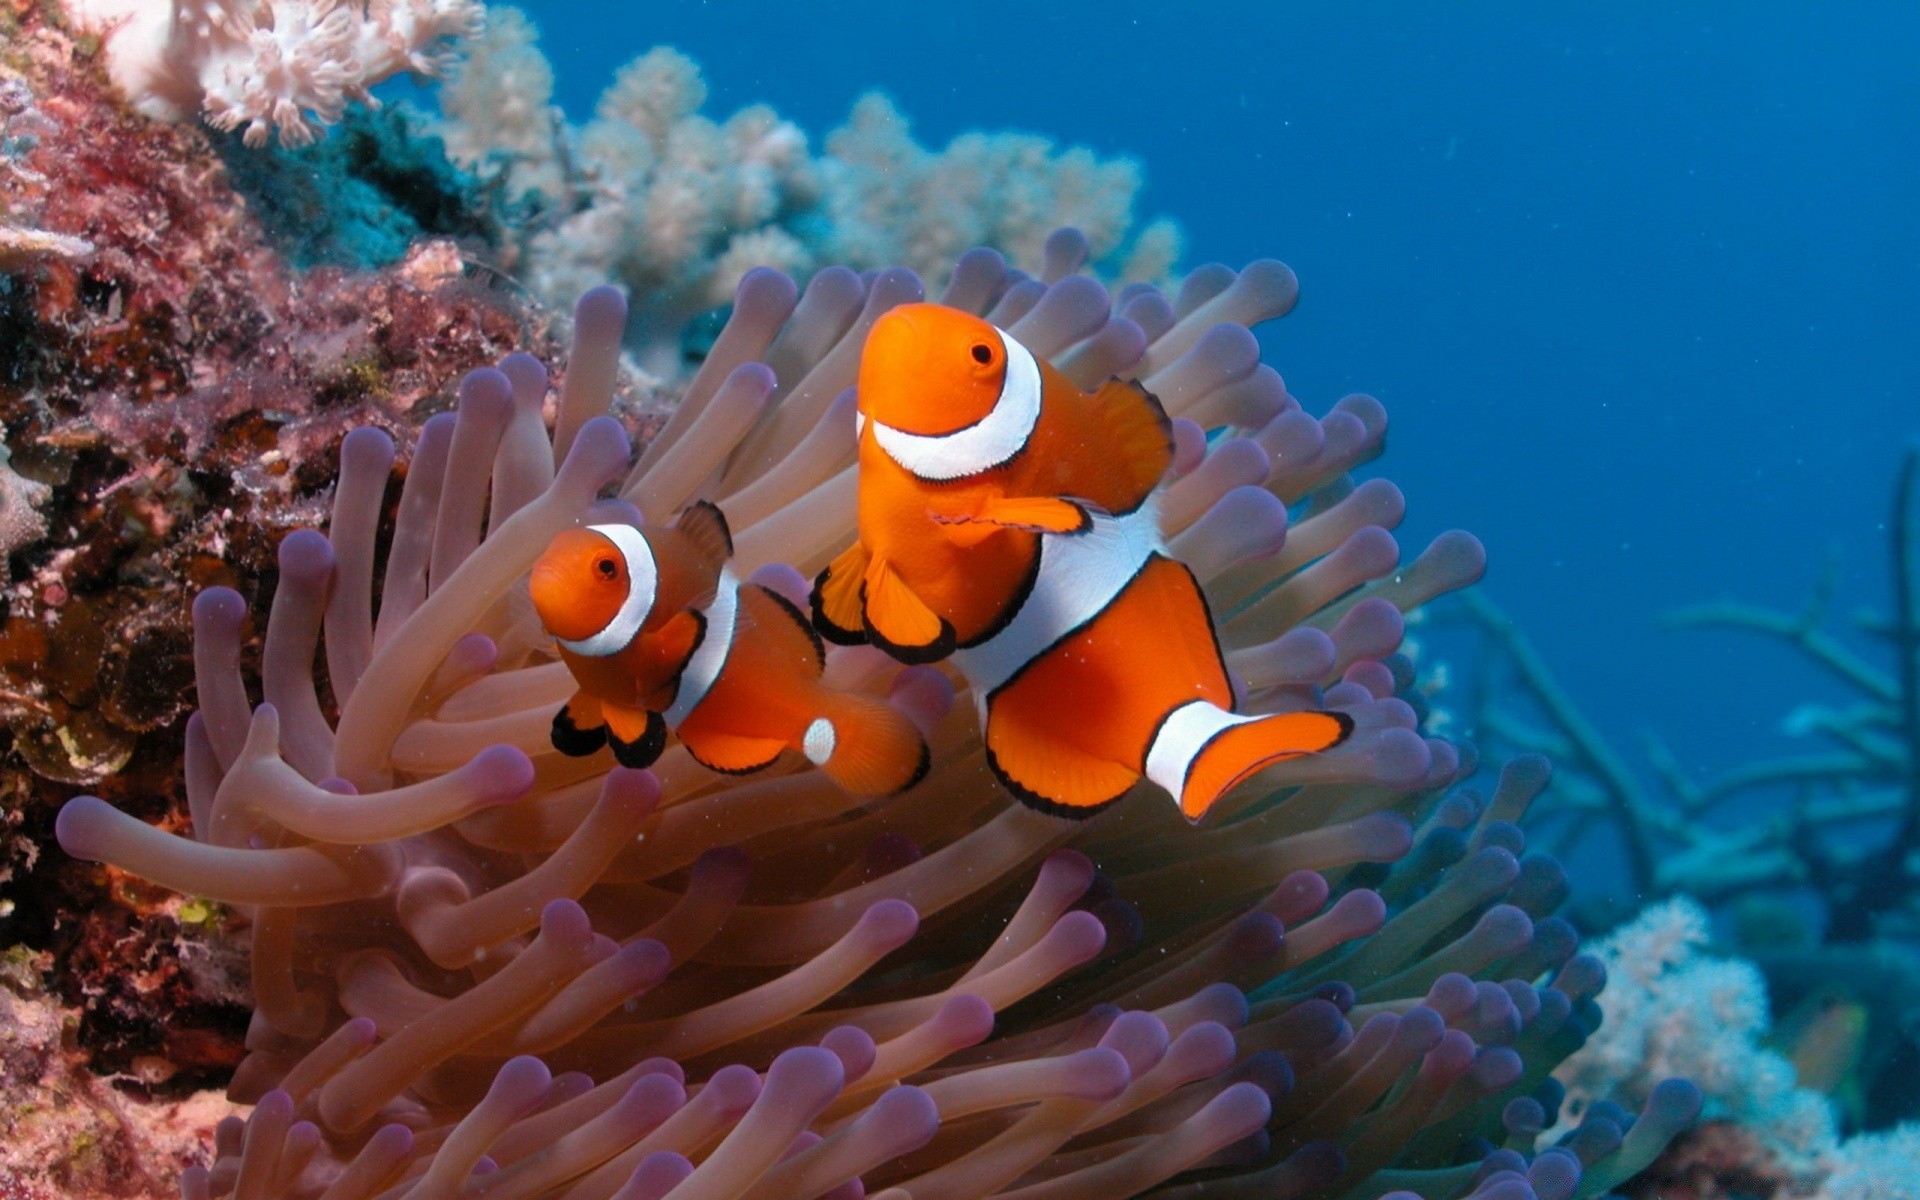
xmin=1441 ymin=450 xmax=1920 ymax=943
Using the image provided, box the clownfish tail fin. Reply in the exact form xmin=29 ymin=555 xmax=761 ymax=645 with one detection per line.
xmin=802 ymin=690 xmax=931 ymax=797
xmin=1145 ymin=702 xmax=1353 ymax=822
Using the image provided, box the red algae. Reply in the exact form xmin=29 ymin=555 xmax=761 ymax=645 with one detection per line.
xmin=0 ymin=1 xmax=643 ymax=1117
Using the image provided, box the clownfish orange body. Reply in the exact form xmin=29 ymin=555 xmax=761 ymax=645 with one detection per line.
xmin=812 ymin=303 xmax=1352 ymax=821
xmin=531 ymin=502 xmax=929 ymax=796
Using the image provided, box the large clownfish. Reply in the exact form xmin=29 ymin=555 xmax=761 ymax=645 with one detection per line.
xmin=811 ymin=303 xmax=1352 ymax=821
xmin=531 ymin=502 xmax=929 ymax=796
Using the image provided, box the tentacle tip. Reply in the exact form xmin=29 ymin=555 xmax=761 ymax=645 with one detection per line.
xmin=54 ymin=796 xmax=113 ymax=863
xmin=192 ymin=586 xmax=247 ymax=627
xmin=468 ymin=744 xmax=537 ymax=803
xmin=860 ymin=897 xmax=921 ymax=947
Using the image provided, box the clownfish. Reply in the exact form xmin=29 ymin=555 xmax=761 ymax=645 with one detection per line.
xmin=530 ymin=502 xmax=929 ymax=796
xmin=811 ymin=303 xmax=1352 ymax=821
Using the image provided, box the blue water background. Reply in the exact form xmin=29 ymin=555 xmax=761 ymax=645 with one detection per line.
xmin=509 ymin=1 xmax=1920 ymax=908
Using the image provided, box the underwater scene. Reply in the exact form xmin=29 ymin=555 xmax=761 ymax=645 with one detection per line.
xmin=0 ymin=0 xmax=1916 ymax=1196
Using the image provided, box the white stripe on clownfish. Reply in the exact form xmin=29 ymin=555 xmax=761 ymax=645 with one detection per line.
xmin=555 ymin=524 xmax=658 ymax=658
xmin=664 ymin=566 xmax=739 ymax=727
xmin=868 ymin=326 xmax=1042 ymax=482
xmin=1144 ymin=700 xmax=1265 ymax=799
xmin=954 ymin=502 xmax=1165 ymax=714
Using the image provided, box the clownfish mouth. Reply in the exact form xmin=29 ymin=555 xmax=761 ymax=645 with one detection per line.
xmin=868 ymin=327 xmax=1042 ymax=482
xmin=556 ymin=524 xmax=659 ymax=657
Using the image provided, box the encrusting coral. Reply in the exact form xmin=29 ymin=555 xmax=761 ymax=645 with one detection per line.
xmin=437 ymin=10 xmax=1181 ymax=374
xmin=65 ymin=0 xmax=483 ymax=147
xmin=57 ymin=230 xmax=1700 ymax=1197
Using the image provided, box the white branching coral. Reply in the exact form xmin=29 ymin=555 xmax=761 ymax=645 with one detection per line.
xmin=1553 ymin=897 xmax=1839 ymax=1173
xmin=819 ymin=91 xmax=1179 ymax=286
xmin=65 ymin=0 xmax=482 ymax=146
xmin=436 ymin=8 xmax=1177 ymax=373
xmin=1814 ymin=1123 xmax=1920 ymax=1200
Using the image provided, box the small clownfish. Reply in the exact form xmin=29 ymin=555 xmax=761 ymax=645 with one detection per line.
xmin=811 ymin=303 xmax=1353 ymax=821
xmin=530 ymin=502 xmax=930 ymax=796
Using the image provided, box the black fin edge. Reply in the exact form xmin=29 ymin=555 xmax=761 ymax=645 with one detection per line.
xmin=809 ymin=566 xmax=869 ymax=647
xmin=983 ymin=741 xmax=1127 ymax=821
xmin=609 ymin=710 xmax=669 ymax=769
xmin=550 ymin=705 xmax=609 ymax=758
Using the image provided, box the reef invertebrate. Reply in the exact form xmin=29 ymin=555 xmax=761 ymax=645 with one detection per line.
xmin=1441 ymin=449 xmax=1920 ymax=943
xmin=1551 ymin=898 xmax=1835 ymax=1175
xmin=437 ymin=13 xmax=1178 ymax=372
xmin=0 ymin=432 xmax=52 ymax=559
xmin=66 ymin=0 xmax=483 ymax=147
xmin=57 ymin=240 xmax=1695 ymax=1197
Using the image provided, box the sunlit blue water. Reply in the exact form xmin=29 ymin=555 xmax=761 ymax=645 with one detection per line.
xmin=510 ymin=1 xmax=1920 ymax=907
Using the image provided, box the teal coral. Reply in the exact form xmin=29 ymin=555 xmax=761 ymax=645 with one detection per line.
xmin=217 ymin=105 xmax=494 ymax=271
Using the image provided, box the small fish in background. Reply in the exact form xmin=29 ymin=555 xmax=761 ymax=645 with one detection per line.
xmin=1771 ymin=984 xmax=1872 ymax=1131
xmin=814 ymin=302 xmax=1353 ymax=821
xmin=531 ymin=502 xmax=933 ymax=796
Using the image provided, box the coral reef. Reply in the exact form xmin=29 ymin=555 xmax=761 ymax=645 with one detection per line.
xmin=1812 ymin=1123 xmax=1920 ymax=1200
xmin=0 ymin=431 xmax=51 ymax=558
xmin=65 ymin=0 xmax=482 ymax=146
xmin=8 ymin=3 xmax=1711 ymax=1194
xmin=437 ymin=9 xmax=1180 ymax=373
xmin=0 ymin=3 xmax=640 ymax=1094
xmin=0 ymin=945 xmax=232 ymax=1198
xmin=1436 ymin=456 xmax=1920 ymax=1132
xmin=214 ymin=102 xmax=495 ymax=270
xmin=1550 ymin=898 xmax=1920 ymax=1199
xmin=55 ymin=235 xmax=1703 ymax=1195
xmin=1551 ymin=899 xmax=1835 ymax=1177
xmin=1439 ymin=448 xmax=1920 ymax=943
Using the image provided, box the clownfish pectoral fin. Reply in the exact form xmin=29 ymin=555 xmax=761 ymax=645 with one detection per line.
xmin=681 ymin=729 xmax=788 ymax=776
xmin=1147 ymin=703 xmax=1354 ymax=822
xmin=647 ymin=608 xmax=706 ymax=676
xmin=811 ymin=541 xmax=871 ymax=647
xmin=931 ymin=496 xmax=1093 ymax=538
xmin=674 ymin=500 xmax=734 ymax=566
xmin=1070 ymin=378 xmax=1174 ymax=516
xmin=550 ymin=693 xmax=609 ymax=757
xmin=863 ymin=556 xmax=956 ymax=664
xmin=604 ymin=706 xmax=669 ymax=770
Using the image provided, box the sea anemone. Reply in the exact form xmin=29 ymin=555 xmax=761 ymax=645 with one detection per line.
xmin=56 ymin=232 xmax=1698 ymax=1198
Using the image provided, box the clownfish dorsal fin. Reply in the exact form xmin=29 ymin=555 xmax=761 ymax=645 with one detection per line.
xmin=1069 ymin=377 xmax=1175 ymax=516
xmin=674 ymin=500 xmax=734 ymax=567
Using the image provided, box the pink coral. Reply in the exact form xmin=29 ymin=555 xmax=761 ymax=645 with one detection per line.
xmin=65 ymin=0 xmax=481 ymax=146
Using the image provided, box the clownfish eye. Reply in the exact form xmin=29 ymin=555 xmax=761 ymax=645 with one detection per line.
xmin=969 ymin=342 xmax=994 ymax=365
xmin=594 ymin=557 xmax=618 ymax=580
